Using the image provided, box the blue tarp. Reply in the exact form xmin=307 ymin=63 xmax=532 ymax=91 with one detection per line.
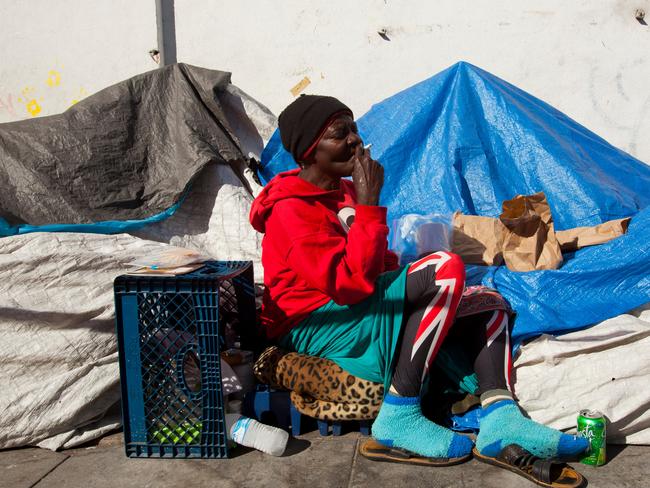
xmin=0 ymin=195 xmax=185 ymax=236
xmin=260 ymin=62 xmax=650 ymax=347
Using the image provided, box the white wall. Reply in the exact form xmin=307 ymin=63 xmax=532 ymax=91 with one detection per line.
xmin=1 ymin=1 xmax=649 ymax=164
xmin=0 ymin=0 xmax=158 ymax=122
xmin=175 ymin=0 xmax=650 ymax=163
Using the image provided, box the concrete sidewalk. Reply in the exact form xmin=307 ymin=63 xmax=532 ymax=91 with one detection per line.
xmin=2 ymin=430 xmax=647 ymax=488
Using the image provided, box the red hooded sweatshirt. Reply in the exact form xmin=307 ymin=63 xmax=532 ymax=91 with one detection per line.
xmin=250 ymin=169 xmax=400 ymax=339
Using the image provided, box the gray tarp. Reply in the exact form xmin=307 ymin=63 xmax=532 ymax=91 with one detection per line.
xmin=0 ymin=63 xmax=245 ymax=226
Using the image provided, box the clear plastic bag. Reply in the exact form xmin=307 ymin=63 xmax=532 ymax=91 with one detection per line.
xmin=390 ymin=213 xmax=453 ymax=265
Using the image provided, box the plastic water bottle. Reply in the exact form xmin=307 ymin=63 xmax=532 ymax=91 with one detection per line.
xmin=225 ymin=414 xmax=289 ymax=456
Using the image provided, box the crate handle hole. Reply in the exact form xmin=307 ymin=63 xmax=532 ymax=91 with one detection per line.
xmin=175 ymin=345 xmax=202 ymax=399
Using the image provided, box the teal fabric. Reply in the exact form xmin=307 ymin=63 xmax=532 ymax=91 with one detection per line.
xmin=433 ymin=342 xmax=479 ymax=395
xmin=279 ymin=267 xmax=409 ymax=392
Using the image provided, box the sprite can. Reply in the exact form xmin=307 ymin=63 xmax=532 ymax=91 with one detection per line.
xmin=577 ymin=409 xmax=606 ymax=466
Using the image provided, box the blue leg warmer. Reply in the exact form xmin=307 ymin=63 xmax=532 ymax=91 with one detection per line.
xmin=476 ymin=400 xmax=589 ymax=459
xmin=371 ymin=394 xmax=473 ymax=459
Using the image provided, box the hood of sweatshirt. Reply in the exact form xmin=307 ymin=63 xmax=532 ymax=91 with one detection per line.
xmin=250 ymin=169 xmax=355 ymax=233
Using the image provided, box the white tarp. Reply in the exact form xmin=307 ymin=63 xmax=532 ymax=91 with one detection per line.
xmin=0 ymin=229 xmax=254 ymax=450
xmin=514 ymin=304 xmax=650 ymax=444
xmin=0 ymin=233 xmax=165 ymax=449
xmin=0 ymin=78 xmax=274 ymax=450
xmin=133 ymin=161 xmax=263 ymax=280
xmin=2 ymin=227 xmax=650 ymax=449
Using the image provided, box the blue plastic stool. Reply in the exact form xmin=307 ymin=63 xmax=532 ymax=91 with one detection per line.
xmin=243 ymin=385 xmax=373 ymax=436
xmin=243 ymin=385 xmax=292 ymax=430
xmin=316 ymin=419 xmax=373 ymax=436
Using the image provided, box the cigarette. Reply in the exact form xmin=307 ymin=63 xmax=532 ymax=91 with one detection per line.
xmin=364 ymin=143 xmax=372 ymax=150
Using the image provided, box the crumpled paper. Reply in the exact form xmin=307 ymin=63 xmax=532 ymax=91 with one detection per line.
xmin=452 ymin=192 xmax=631 ymax=271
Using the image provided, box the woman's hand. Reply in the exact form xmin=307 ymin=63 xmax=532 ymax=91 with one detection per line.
xmin=352 ymin=145 xmax=384 ymax=206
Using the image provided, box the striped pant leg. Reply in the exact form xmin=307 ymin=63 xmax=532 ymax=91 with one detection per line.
xmin=390 ymin=251 xmax=466 ymax=397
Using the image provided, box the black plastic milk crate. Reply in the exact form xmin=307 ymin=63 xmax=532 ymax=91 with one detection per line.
xmin=114 ymin=261 xmax=255 ymax=458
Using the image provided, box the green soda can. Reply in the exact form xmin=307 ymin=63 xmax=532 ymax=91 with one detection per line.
xmin=577 ymin=409 xmax=606 ymax=466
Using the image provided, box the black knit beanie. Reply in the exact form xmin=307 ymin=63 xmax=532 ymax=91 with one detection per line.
xmin=278 ymin=95 xmax=353 ymax=163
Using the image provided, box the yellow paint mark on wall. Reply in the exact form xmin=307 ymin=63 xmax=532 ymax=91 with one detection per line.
xmin=18 ymin=86 xmax=35 ymax=101
xmin=26 ymin=99 xmax=42 ymax=116
xmin=46 ymin=70 xmax=61 ymax=87
xmin=290 ymin=76 xmax=311 ymax=97
xmin=69 ymin=87 xmax=88 ymax=106
xmin=16 ymin=87 xmax=43 ymax=116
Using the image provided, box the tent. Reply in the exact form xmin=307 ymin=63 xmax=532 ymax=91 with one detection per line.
xmin=1 ymin=62 xmax=649 ymax=448
xmin=0 ymin=65 xmax=274 ymax=449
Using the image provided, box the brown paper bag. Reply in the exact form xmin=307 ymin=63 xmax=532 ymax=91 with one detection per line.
xmin=499 ymin=192 xmax=563 ymax=271
xmin=452 ymin=213 xmax=504 ymax=265
xmin=556 ymin=218 xmax=631 ymax=252
xmin=451 ymin=204 xmax=630 ymax=269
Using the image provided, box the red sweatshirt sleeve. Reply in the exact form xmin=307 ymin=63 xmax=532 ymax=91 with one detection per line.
xmin=271 ymin=202 xmax=390 ymax=306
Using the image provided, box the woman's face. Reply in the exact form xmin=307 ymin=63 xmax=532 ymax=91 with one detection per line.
xmin=309 ymin=114 xmax=362 ymax=178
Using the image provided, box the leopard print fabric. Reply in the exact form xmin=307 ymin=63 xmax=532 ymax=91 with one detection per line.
xmin=253 ymin=346 xmax=383 ymax=421
xmin=252 ymin=346 xmax=287 ymax=389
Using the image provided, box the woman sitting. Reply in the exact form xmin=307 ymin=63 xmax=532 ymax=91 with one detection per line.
xmin=249 ymin=95 xmax=588 ymax=466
